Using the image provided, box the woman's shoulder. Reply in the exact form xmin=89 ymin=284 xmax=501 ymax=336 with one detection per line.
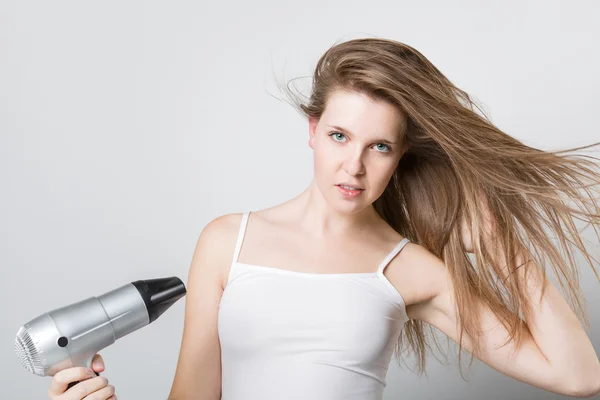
xmin=195 ymin=212 xmax=248 ymax=289
xmin=204 ymin=212 xmax=246 ymax=231
xmin=194 ymin=214 xmax=240 ymax=249
xmin=385 ymin=240 xmax=448 ymax=309
xmin=201 ymin=206 xmax=282 ymax=240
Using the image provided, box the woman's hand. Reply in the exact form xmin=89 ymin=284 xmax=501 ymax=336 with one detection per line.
xmin=460 ymin=214 xmax=475 ymax=253
xmin=460 ymin=193 xmax=497 ymax=253
xmin=47 ymin=353 xmax=116 ymax=400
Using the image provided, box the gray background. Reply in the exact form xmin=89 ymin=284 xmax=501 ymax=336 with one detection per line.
xmin=1 ymin=1 xmax=599 ymax=399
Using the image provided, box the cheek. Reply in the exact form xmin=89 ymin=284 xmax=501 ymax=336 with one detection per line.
xmin=314 ymin=145 xmax=338 ymax=172
xmin=368 ymin=159 xmax=398 ymax=189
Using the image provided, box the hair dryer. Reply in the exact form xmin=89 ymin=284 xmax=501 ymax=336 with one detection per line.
xmin=14 ymin=277 xmax=186 ymax=382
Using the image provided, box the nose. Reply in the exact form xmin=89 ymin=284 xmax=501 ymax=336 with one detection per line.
xmin=342 ymin=149 xmax=366 ymax=176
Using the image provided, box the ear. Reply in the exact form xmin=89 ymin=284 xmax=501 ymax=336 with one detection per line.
xmin=402 ymin=141 xmax=412 ymax=156
xmin=308 ymin=116 xmax=318 ymax=149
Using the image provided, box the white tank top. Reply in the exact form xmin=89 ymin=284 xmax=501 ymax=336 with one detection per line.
xmin=217 ymin=212 xmax=410 ymax=400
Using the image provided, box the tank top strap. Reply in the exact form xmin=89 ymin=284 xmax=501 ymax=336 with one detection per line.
xmin=377 ymin=237 xmax=411 ymax=274
xmin=232 ymin=211 xmax=251 ymax=263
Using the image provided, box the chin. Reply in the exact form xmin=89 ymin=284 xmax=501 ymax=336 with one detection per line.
xmin=329 ymin=193 xmax=371 ymax=215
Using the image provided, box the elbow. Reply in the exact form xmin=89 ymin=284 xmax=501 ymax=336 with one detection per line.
xmin=565 ymin=386 xmax=600 ymax=399
xmin=562 ymin=369 xmax=600 ymax=398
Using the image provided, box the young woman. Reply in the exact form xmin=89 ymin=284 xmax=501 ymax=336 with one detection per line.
xmin=47 ymin=38 xmax=600 ymax=400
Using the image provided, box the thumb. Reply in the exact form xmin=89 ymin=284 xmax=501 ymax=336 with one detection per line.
xmin=91 ymin=353 xmax=105 ymax=373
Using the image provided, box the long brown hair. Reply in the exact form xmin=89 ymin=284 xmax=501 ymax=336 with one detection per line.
xmin=277 ymin=37 xmax=600 ymax=377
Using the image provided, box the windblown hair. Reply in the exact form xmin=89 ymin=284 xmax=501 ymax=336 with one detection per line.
xmin=278 ymin=37 xmax=600 ymax=377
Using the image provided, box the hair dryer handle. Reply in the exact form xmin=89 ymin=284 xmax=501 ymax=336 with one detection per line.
xmin=67 ymin=371 xmax=100 ymax=390
xmin=65 ymin=354 xmax=99 ymax=389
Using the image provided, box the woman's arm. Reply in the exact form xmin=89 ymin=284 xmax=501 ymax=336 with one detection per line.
xmin=167 ymin=214 xmax=240 ymax=399
xmin=403 ymin=243 xmax=600 ymax=398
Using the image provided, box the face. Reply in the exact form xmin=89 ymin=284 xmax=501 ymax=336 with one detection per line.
xmin=308 ymin=89 xmax=410 ymax=215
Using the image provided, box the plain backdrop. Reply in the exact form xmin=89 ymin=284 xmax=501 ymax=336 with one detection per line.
xmin=1 ymin=1 xmax=599 ymax=399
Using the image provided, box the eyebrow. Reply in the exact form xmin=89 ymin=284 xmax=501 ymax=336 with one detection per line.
xmin=326 ymin=125 xmax=397 ymax=145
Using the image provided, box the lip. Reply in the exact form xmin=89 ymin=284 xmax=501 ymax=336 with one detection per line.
xmin=336 ymin=183 xmax=364 ymax=190
xmin=337 ymin=185 xmax=363 ymax=199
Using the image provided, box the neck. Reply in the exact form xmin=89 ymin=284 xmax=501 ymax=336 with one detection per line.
xmin=291 ymin=179 xmax=383 ymax=238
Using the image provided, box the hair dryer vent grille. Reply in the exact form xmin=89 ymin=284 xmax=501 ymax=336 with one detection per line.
xmin=15 ymin=326 xmax=44 ymax=375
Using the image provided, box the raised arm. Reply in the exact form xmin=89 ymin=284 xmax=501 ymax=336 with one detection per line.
xmin=168 ymin=214 xmax=240 ymax=399
xmin=402 ymin=243 xmax=600 ymax=398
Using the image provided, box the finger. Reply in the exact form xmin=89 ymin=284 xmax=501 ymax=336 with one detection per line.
xmin=91 ymin=354 xmax=105 ymax=373
xmin=64 ymin=375 xmax=109 ymax=400
xmin=82 ymin=383 xmax=115 ymax=400
xmin=48 ymin=367 xmax=95 ymax=396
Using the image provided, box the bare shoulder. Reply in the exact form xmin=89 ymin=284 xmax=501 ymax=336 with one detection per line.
xmin=195 ymin=213 xmax=244 ymax=290
xmin=201 ymin=212 xmax=244 ymax=238
xmin=384 ymin=241 xmax=450 ymax=320
xmin=168 ymin=213 xmax=244 ymax=397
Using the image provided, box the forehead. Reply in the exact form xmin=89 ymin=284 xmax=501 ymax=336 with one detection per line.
xmin=322 ymin=89 xmax=406 ymax=139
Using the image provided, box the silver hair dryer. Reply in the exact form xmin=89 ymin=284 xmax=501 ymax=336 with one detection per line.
xmin=14 ymin=277 xmax=186 ymax=384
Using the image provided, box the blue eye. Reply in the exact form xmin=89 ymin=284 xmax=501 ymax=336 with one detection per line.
xmin=329 ymin=132 xmax=346 ymax=142
xmin=375 ymin=143 xmax=390 ymax=152
xmin=328 ymin=132 xmax=391 ymax=153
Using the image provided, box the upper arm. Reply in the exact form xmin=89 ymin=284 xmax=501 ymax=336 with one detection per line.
xmin=395 ymin=245 xmax=564 ymax=395
xmin=168 ymin=213 xmax=241 ymax=400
